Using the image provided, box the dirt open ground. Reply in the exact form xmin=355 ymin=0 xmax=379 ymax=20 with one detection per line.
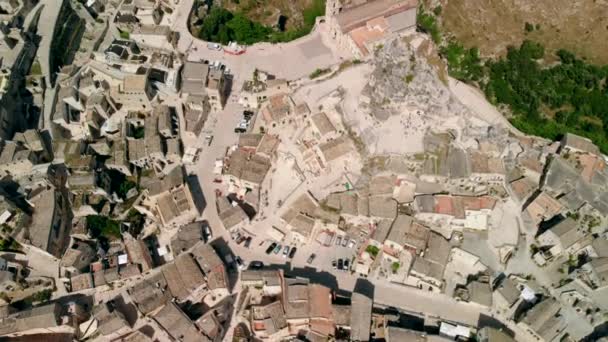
xmin=439 ymin=0 xmax=608 ymax=65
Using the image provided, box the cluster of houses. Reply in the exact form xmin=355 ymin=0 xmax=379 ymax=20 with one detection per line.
xmin=214 ymin=71 xmax=360 ymax=233
xmin=0 ymin=237 xmax=232 ymax=341
xmin=235 ymin=268 xmax=517 ymax=342
xmin=217 ymin=118 xmax=608 ymax=341
xmin=111 ymin=0 xmax=181 ymax=50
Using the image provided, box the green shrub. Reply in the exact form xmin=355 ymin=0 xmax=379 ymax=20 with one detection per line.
xmin=417 ymin=7 xmax=441 ymax=44
xmin=29 ymin=61 xmax=42 ymax=75
xmin=440 ymin=40 xmax=484 ymax=82
xmin=309 ymin=68 xmax=331 ymax=79
xmin=0 ymin=237 xmax=21 ymax=252
xmin=433 ymin=5 xmax=442 ymax=16
xmin=31 ymin=289 xmax=52 ymax=302
xmin=365 ymin=245 xmax=380 ymax=257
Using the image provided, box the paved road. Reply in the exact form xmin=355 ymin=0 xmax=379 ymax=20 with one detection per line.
xmin=171 ymin=0 xmax=348 ymax=81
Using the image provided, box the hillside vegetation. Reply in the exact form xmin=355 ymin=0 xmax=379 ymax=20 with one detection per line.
xmin=418 ymin=5 xmax=608 ymax=153
xmin=484 ymin=42 xmax=608 ymax=152
xmin=193 ymin=0 xmax=325 ymax=45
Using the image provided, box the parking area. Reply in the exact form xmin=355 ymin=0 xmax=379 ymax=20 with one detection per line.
xmin=295 ymin=235 xmax=359 ymax=272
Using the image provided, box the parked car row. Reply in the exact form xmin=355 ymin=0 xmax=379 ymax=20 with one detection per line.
xmin=264 ymin=241 xmax=298 ymax=259
xmin=231 ymin=230 xmax=253 ymax=248
xmin=334 ymin=235 xmax=357 ymax=249
xmin=332 ymin=258 xmax=350 ymax=271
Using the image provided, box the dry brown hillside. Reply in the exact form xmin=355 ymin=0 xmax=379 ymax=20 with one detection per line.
xmin=439 ymin=0 xmax=608 ymax=64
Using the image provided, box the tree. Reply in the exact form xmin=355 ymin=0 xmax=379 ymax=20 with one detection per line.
xmin=199 ymin=7 xmax=233 ymax=42
xmin=117 ymin=180 xmax=136 ymax=199
xmin=365 ymin=245 xmax=380 ymax=258
xmin=227 ymin=13 xmax=270 ymax=44
xmin=484 ymin=41 xmax=608 ymax=153
xmin=440 ymin=41 xmax=484 ymax=82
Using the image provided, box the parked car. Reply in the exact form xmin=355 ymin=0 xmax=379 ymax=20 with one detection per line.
xmin=244 ymin=236 xmax=252 ymax=248
xmin=273 ymin=244 xmax=282 ymax=254
xmin=332 ymin=260 xmax=337 ymax=269
xmin=341 ymin=238 xmax=348 ymax=247
xmin=249 ymin=261 xmax=264 ymax=269
xmin=344 ymin=259 xmax=350 ymax=270
xmin=348 ymin=239 xmax=356 ymax=248
xmin=337 ymin=259 xmax=343 ymax=270
xmin=243 ymin=110 xmax=254 ymax=119
xmin=235 ymin=256 xmax=245 ymax=270
xmin=335 ymin=236 xmax=342 ymax=246
xmin=207 ymin=42 xmax=222 ymax=51
xmin=205 ymin=135 xmax=214 ymax=146
xmin=203 ymin=225 xmax=212 ymax=242
xmin=282 ymin=245 xmax=290 ymax=258
xmin=265 ymin=242 xmax=277 ymax=254
xmin=288 ymin=247 xmax=297 ymax=258
xmin=307 ymin=253 xmax=316 ymax=264
xmin=234 ymin=119 xmax=250 ymax=133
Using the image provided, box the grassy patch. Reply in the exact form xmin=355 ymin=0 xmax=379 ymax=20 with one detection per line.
xmin=119 ymin=30 xmax=130 ymax=39
xmin=29 ymin=61 xmax=42 ymax=75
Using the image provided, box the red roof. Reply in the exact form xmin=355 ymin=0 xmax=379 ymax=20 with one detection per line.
xmin=434 ymin=195 xmax=455 ymax=216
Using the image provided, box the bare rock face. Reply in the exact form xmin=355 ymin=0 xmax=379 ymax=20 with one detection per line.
xmin=364 ymin=38 xmax=456 ymax=122
xmin=340 ymin=36 xmax=511 ymax=156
